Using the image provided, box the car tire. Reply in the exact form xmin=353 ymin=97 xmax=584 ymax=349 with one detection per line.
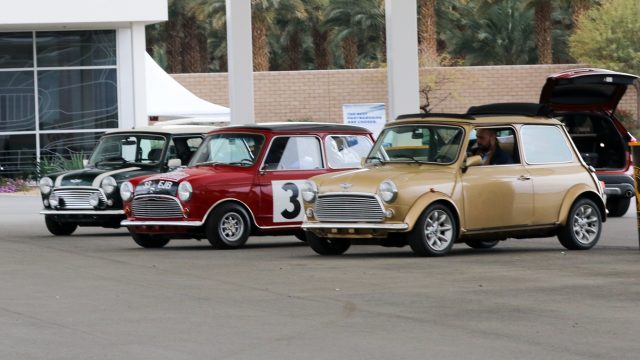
xmin=306 ymin=231 xmax=350 ymax=255
xmin=558 ymin=198 xmax=602 ymax=250
xmin=44 ymin=215 xmax=78 ymax=236
xmin=464 ymin=239 xmax=499 ymax=249
xmin=206 ymin=203 xmax=251 ymax=249
xmin=606 ymin=197 xmax=630 ymax=217
xmin=294 ymin=232 xmax=307 ymax=242
xmin=131 ymin=232 xmax=170 ymax=248
xmin=408 ymin=203 xmax=457 ymax=257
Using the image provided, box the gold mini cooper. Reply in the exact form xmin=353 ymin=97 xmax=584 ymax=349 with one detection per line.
xmin=301 ymin=104 xmax=607 ymax=256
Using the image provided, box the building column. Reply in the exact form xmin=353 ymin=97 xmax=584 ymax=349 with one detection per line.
xmin=385 ymin=0 xmax=420 ymax=120
xmin=226 ymin=0 xmax=255 ymax=125
xmin=130 ymin=23 xmax=148 ymax=128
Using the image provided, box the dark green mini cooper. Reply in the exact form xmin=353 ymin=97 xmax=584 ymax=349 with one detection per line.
xmin=39 ymin=124 xmax=216 ymax=235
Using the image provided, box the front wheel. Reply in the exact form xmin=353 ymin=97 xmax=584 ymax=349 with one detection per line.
xmin=130 ymin=232 xmax=170 ymax=248
xmin=408 ymin=204 xmax=457 ymax=257
xmin=558 ymin=198 xmax=602 ymax=250
xmin=606 ymin=197 xmax=630 ymax=217
xmin=206 ymin=203 xmax=251 ymax=249
xmin=44 ymin=215 xmax=77 ymax=236
xmin=306 ymin=232 xmax=350 ymax=255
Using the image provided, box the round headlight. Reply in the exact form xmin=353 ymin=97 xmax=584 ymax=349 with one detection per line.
xmin=88 ymin=193 xmax=101 ymax=208
xmin=40 ymin=177 xmax=53 ymax=195
xmin=178 ymin=181 xmax=193 ymax=202
xmin=49 ymin=192 xmax=59 ymax=208
xmin=120 ymin=181 xmax=134 ymax=202
xmin=378 ymin=180 xmax=398 ymax=203
xmin=301 ymin=180 xmax=318 ymax=202
xmin=101 ymin=176 xmax=117 ymax=194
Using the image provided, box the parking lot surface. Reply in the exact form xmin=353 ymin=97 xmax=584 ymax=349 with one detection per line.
xmin=1 ymin=194 xmax=639 ymax=360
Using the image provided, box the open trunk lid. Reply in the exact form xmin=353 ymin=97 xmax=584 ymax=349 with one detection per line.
xmin=540 ymin=68 xmax=638 ymax=113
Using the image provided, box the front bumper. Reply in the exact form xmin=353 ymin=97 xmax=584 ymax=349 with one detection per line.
xmin=121 ymin=219 xmax=203 ymax=227
xmin=41 ymin=209 xmax=124 ymax=215
xmin=302 ymin=222 xmax=409 ymax=231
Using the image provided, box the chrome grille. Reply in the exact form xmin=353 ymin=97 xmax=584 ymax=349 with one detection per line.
xmin=315 ymin=194 xmax=385 ymax=222
xmin=132 ymin=195 xmax=184 ymax=219
xmin=53 ymin=188 xmax=106 ymax=209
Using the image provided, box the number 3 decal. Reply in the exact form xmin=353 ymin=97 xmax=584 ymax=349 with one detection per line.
xmin=272 ymin=180 xmax=305 ymax=222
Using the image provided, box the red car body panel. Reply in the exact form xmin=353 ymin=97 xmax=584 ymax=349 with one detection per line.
xmin=123 ymin=124 xmax=374 ymax=235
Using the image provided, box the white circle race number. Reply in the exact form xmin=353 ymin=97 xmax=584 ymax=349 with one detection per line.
xmin=272 ymin=180 xmax=306 ymax=223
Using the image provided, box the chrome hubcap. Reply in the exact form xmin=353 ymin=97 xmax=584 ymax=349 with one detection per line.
xmin=572 ymin=205 xmax=599 ymax=245
xmin=423 ymin=210 xmax=453 ymax=251
xmin=219 ymin=213 xmax=244 ymax=242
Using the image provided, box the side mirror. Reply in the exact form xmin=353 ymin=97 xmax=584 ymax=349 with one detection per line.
xmin=82 ymin=159 xmax=89 ymax=167
xmin=360 ymin=157 xmax=367 ymax=167
xmin=167 ymin=158 xmax=182 ymax=168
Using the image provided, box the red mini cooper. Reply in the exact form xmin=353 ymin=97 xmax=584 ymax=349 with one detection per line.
xmin=120 ymin=123 xmax=374 ymax=248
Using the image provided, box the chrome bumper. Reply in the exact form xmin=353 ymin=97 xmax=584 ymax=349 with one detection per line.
xmin=121 ymin=220 xmax=204 ymax=227
xmin=302 ymin=222 xmax=409 ymax=231
xmin=40 ymin=209 xmax=124 ymax=215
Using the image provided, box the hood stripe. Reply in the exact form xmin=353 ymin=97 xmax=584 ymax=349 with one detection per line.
xmin=92 ymin=167 xmax=141 ymax=187
xmin=54 ymin=169 xmax=88 ymax=187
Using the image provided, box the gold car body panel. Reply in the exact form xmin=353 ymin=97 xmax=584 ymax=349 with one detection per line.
xmin=303 ymin=115 xmax=605 ymax=240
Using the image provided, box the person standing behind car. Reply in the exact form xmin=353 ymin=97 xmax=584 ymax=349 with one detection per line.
xmin=472 ymin=128 xmax=514 ymax=165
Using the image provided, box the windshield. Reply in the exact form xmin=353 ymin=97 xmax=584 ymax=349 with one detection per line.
xmin=190 ymin=133 xmax=265 ymax=167
xmin=367 ymin=125 xmax=464 ymax=164
xmin=89 ymin=134 xmax=167 ymax=167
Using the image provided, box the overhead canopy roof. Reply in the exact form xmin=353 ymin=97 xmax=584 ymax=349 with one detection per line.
xmin=145 ymin=53 xmax=230 ymax=120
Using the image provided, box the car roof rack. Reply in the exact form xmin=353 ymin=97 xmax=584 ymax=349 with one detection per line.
xmin=395 ymin=113 xmax=476 ymax=120
xmin=466 ymin=103 xmax=553 ymax=118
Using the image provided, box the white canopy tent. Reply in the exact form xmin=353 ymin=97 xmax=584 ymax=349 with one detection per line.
xmin=145 ymin=53 xmax=230 ymax=121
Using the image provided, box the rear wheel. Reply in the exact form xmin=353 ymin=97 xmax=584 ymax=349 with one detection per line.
xmin=206 ymin=203 xmax=251 ymax=249
xmin=130 ymin=233 xmax=170 ymax=248
xmin=606 ymin=197 xmax=630 ymax=217
xmin=465 ymin=239 xmax=499 ymax=249
xmin=558 ymin=198 xmax=602 ymax=250
xmin=408 ymin=204 xmax=457 ymax=257
xmin=306 ymin=232 xmax=350 ymax=255
xmin=44 ymin=215 xmax=77 ymax=236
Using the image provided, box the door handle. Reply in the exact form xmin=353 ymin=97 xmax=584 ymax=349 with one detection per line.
xmin=518 ymin=175 xmax=531 ymax=181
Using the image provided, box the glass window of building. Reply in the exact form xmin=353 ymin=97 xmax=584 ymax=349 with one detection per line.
xmin=0 ymin=30 xmax=118 ymax=177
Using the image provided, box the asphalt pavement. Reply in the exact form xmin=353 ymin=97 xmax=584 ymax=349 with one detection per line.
xmin=0 ymin=194 xmax=638 ymax=360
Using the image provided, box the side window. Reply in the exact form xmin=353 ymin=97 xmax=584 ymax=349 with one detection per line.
xmin=170 ymin=136 xmax=203 ymax=165
xmin=521 ymin=125 xmax=574 ymax=164
xmin=264 ymin=136 xmax=323 ymax=170
xmin=468 ymin=127 xmax=519 ymax=165
xmin=325 ymin=135 xmax=373 ymax=169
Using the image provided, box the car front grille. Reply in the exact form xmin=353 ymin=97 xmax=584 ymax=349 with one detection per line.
xmin=132 ymin=195 xmax=184 ymax=219
xmin=53 ymin=188 xmax=106 ymax=209
xmin=314 ymin=194 xmax=385 ymax=222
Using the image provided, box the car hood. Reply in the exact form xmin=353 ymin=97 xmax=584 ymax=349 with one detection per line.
xmin=50 ymin=166 xmax=152 ymax=187
xmin=540 ymin=68 xmax=639 ymax=113
xmin=313 ymin=164 xmax=457 ymax=196
xmin=133 ymin=165 xmax=253 ymax=196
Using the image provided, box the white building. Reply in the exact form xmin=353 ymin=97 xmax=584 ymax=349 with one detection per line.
xmin=0 ymin=0 xmax=168 ymax=176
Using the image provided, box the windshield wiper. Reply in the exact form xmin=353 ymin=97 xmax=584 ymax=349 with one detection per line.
xmin=391 ymin=154 xmax=429 ymax=164
xmin=365 ymin=156 xmax=386 ymax=164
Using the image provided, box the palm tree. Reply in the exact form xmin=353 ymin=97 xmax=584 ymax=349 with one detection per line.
xmin=442 ymin=0 xmax=536 ymax=65
xmin=306 ymin=0 xmax=332 ymax=70
xmin=533 ymin=0 xmax=553 ymax=64
xmin=275 ymin=0 xmax=307 ymax=70
xmin=418 ymin=0 xmax=437 ymax=66
xmin=325 ymin=0 xmax=385 ymax=69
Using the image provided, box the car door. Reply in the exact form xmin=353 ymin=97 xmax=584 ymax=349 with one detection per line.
xmin=462 ymin=127 xmax=534 ymax=230
xmin=256 ymin=135 xmax=327 ymax=228
xmin=520 ymin=125 xmax=581 ymax=225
